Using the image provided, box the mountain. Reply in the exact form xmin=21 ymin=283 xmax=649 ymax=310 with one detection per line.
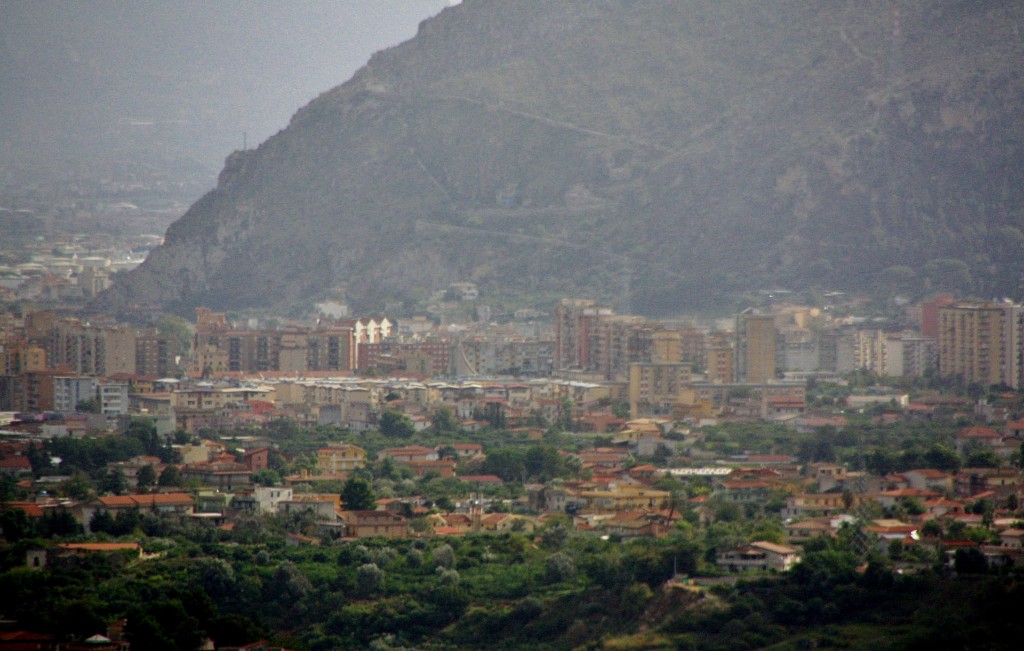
xmin=96 ymin=0 xmax=1024 ymax=317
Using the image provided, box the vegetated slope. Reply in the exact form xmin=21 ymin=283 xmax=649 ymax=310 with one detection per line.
xmin=96 ymin=0 xmax=1024 ymax=317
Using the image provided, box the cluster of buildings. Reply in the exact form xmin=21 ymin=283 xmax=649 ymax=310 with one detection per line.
xmin=4 ymin=294 xmax=1024 ymax=435
xmin=0 ymin=215 xmax=157 ymax=305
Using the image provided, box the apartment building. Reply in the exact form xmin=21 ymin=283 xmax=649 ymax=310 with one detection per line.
xmin=938 ymin=301 xmax=1023 ymax=389
xmin=628 ymin=362 xmax=693 ymax=417
xmin=735 ymin=310 xmax=776 ymax=383
xmin=52 ymin=376 xmax=98 ymax=412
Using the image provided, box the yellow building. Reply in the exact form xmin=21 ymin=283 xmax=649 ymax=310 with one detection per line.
xmin=938 ymin=302 xmax=1022 ymax=389
xmin=735 ymin=311 xmax=776 ymax=383
xmin=316 ymin=443 xmax=367 ymax=474
xmin=578 ymin=486 xmax=670 ymax=512
xmin=706 ymin=344 xmax=734 ymax=384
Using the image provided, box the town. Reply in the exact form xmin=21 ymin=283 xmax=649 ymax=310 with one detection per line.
xmin=2 ymin=289 xmax=1023 ymax=649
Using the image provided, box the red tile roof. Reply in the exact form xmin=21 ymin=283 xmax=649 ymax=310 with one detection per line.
xmin=58 ymin=542 xmax=140 ymax=552
xmin=957 ymin=426 xmax=1001 ymax=439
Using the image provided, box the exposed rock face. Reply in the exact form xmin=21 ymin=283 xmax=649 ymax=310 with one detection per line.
xmin=97 ymin=0 xmax=1024 ymax=316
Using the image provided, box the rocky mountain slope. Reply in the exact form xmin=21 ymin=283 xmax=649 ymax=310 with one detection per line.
xmin=97 ymin=0 xmax=1024 ymax=316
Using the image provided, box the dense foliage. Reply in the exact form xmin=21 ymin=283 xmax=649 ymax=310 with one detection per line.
xmin=4 ymin=515 xmax=1024 ymax=650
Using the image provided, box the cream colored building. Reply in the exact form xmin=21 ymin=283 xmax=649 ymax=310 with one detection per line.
xmin=316 ymin=443 xmax=367 ymax=474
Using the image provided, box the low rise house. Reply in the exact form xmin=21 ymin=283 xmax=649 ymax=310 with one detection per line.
xmin=340 ymin=510 xmax=408 ymax=538
xmin=998 ymin=528 xmax=1024 ymax=550
xmin=77 ymin=492 xmax=194 ymax=528
xmin=713 ymin=480 xmax=774 ymax=504
xmin=955 ymin=425 xmax=1011 ymax=457
xmin=784 ymin=518 xmax=837 ymax=542
xmin=922 ymin=497 xmax=965 ymax=518
xmin=865 ymin=519 xmax=918 ymax=542
xmin=182 ymin=461 xmax=252 ymax=490
xmin=717 ymin=541 xmax=801 ymax=572
xmin=315 ymin=443 xmax=366 ymax=474
xmin=873 ymin=488 xmax=940 ymax=509
xmin=955 ymin=467 xmax=1024 ymax=499
xmin=599 ymin=510 xmax=672 ymax=540
xmin=404 ymin=459 xmax=457 ymax=478
xmin=29 ymin=542 xmax=143 ymax=569
xmin=782 ymin=493 xmax=863 ymax=519
xmin=278 ymin=495 xmax=338 ymax=521
xmin=577 ymin=486 xmax=669 ymax=512
xmin=903 ymin=468 xmax=954 ymax=493
xmin=380 ymin=445 xmax=436 ymax=463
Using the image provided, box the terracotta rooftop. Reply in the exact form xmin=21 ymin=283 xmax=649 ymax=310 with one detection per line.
xmin=58 ymin=542 xmax=140 ymax=552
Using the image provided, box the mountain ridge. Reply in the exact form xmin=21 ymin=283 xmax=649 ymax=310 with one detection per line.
xmin=97 ymin=0 xmax=1024 ymax=317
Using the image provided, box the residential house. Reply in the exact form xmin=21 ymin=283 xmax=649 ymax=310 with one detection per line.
xmin=717 ymin=541 xmax=801 ymax=572
xmin=903 ymin=468 xmax=954 ymax=494
xmin=955 ymin=425 xmax=1011 ymax=457
xmin=182 ymin=461 xmax=252 ymax=490
xmin=403 ymin=459 xmax=457 ymax=478
xmin=781 ymin=493 xmax=863 ymax=519
xmin=379 ymin=445 xmax=436 ymax=463
xmin=873 ymin=488 xmax=940 ymax=510
xmin=340 ymin=510 xmax=408 ymax=538
xmin=865 ymin=519 xmax=918 ymax=542
xmin=955 ymin=467 xmax=1024 ymax=499
xmin=77 ymin=492 xmax=194 ymax=528
xmin=577 ymin=486 xmax=670 ymax=512
xmin=315 ymin=443 xmax=367 ymax=474
xmin=713 ymin=480 xmax=774 ymax=504
xmin=999 ymin=528 xmax=1024 ymax=549
xmin=784 ymin=516 xmax=853 ymax=542
xmin=599 ymin=510 xmax=672 ymax=540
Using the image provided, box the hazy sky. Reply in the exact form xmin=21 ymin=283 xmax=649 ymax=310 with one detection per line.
xmin=0 ymin=1 xmax=451 ymax=174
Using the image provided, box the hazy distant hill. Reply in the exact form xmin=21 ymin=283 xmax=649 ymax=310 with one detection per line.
xmin=0 ymin=1 xmax=447 ymax=188
xmin=97 ymin=0 xmax=1024 ymax=317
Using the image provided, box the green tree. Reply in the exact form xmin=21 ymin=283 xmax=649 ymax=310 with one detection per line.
xmin=524 ymin=445 xmax=565 ymax=482
xmin=136 ymin=464 xmax=157 ymax=491
xmin=558 ymin=398 xmax=574 ymax=431
xmin=75 ymin=398 xmax=101 ymax=413
xmin=432 ymin=543 xmax=455 ymax=569
xmin=482 ymin=448 xmax=526 ymax=482
xmin=357 ymin=563 xmax=385 ymax=596
xmin=156 ymin=314 xmax=193 ymax=360
xmin=545 ymin=552 xmax=576 ymax=583
xmin=342 ymin=477 xmax=377 ymax=511
xmin=37 ymin=509 xmax=82 ymax=537
xmin=436 ymin=445 xmax=459 ymax=461
xmin=100 ymin=468 xmax=127 ymax=495
xmin=0 ymin=473 xmax=22 ymax=503
xmin=125 ymin=417 xmax=173 ymax=461
xmin=431 ymin=407 xmax=459 ymax=435
xmin=539 ymin=523 xmax=570 ymax=550
xmin=193 ymin=558 xmax=237 ymax=600
xmin=924 ymin=444 xmax=962 ymax=473
xmin=158 ymin=465 xmax=183 ymax=487
xmin=966 ymin=448 xmax=1001 ymax=468
xmin=379 ymin=410 xmax=415 ymax=438
xmin=0 ymin=508 xmax=34 ymax=541
xmin=253 ymin=469 xmax=282 ymax=486
xmin=265 ymin=561 xmax=312 ymax=605
xmin=921 ymin=519 xmax=944 ymax=539
xmin=61 ymin=471 xmax=93 ymax=500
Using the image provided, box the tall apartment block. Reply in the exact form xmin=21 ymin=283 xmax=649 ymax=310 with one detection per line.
xmin=554 ymin=299 xmax=613 ymax=371
xmin=938 ymin=301 xmax=1023 ymax=389
xmin=735 ymin=309 xmax=777 ymax=383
